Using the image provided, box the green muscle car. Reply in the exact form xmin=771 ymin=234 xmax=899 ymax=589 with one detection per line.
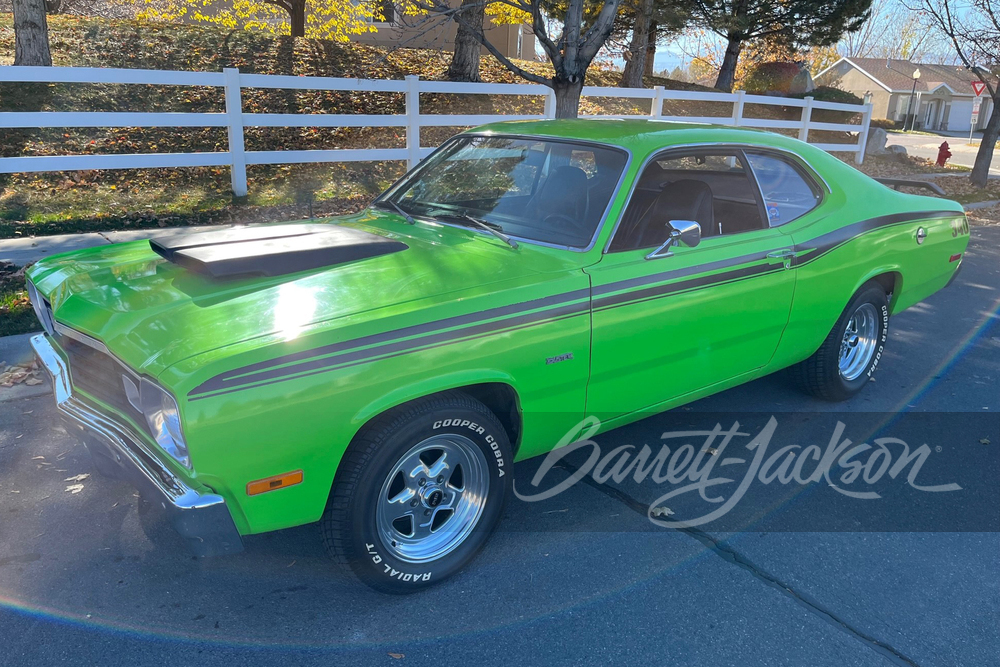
xmin=26 ymin=120 xmax=969 ymax=592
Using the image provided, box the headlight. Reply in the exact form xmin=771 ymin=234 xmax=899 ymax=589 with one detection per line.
xmin=140 ymin=379 xmax=190 ymax=469
xmin=26 ymin=280 xmax=55 ymax=336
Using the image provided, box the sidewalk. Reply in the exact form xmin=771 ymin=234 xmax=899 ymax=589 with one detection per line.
xmin=888 ymin=130 xmax=1000 ymax=175
xmin=0 ymin=225 xmax=227 ymax=265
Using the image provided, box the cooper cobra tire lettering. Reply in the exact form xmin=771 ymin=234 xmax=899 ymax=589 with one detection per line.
xmin=434 ymin=416 xmax=505 ymax=477
xmin=866 ymin=304 xmax=889 ymax=378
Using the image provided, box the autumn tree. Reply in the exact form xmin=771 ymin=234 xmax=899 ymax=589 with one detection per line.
xmin=916 ymin=0 xmax=999 ymax=188
xmin=618 ymin=0 xmax=688 ymax=87
xmin=447 ymin=0 xmax=486 ymax=81
xmin=690 ymin=0 xmax=873 ymax=91
xmin=136 ymin=0 xmax=383 ymax=42
xmin=12 ymin=0 xmax=52 ymax=65
xmin=839 ymin=0 xmax=955 ymax=61
xmin=418 ymin=0 xmax=624 ymax=117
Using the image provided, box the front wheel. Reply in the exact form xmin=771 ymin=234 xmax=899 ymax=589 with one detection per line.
xmin=792 ymin=282 xmax=889 ymax=401
xmin=320 ymin=392 xmax=511 ymax=593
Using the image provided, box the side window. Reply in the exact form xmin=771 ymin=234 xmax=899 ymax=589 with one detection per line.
xmin=609 ymin=151 xmax=766 ymax=252
xmin=744 ymin=153 xmax=821 ymax=226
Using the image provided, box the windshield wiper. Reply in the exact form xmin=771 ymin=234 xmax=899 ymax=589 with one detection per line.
xmin=437 ymin=212 xmax=518 ymax=249
xmin=374 ymin=199 xmax=416 ymax=225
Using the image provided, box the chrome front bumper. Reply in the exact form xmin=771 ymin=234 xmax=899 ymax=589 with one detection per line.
xmin=30 ymin=334 xmax=244 ymax=557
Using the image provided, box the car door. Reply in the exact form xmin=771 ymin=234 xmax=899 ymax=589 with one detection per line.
xmin=585 ymin=148 xmax=803 ymax=421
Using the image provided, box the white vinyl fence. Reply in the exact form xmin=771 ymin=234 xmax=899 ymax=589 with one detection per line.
xmin=0 ymin=66 xmax=873 ymax=197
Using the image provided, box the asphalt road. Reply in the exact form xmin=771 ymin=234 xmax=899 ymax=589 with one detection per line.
xmin=887 ymin=131 xmax=1000 ymax=176
xmin=1 ymin=227 xmax=998 ymax=667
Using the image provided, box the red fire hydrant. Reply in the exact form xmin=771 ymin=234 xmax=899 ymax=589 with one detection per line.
xmin=936 ymin=141 xmax=952 ymax=167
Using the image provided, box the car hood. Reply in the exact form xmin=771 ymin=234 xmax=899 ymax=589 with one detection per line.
xmin=27 ymin=211 xmax=585 ymax=377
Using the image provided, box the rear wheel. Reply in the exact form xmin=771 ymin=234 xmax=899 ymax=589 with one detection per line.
xmin=320 ymin=392 xmax=511 ymax=593
xmin=792 ymin=282 xmax=889 ymax=401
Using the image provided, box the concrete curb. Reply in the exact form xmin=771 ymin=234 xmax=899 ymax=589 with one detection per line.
xmin=964 ymin=199 xmax=1000 ymax=211
xmin=0 ymin=332 xmax=50 ymax=403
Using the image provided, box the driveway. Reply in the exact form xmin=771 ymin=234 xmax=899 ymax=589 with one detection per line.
xmin=0 ymin=228 xmax=998 ymax=666
xmin=887 ymin=131 xmax=1000 ymax=175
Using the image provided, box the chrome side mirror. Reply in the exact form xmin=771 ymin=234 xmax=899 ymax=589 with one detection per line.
xmin=645 ymin=220 xmax=702 ymax=260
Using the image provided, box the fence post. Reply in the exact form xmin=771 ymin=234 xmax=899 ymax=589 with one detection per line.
xmin=650 ymin=85 xmax=664 ymax=119
xmin=543 ymin=88 xmax=557 ymax=119
xmin=798 ymin=96 xmax=814 ymax=142
xmin=223 ymin=67 xmax=247 ymax=198
xmin=731 ymin=90 xmax=745 ymax=127
xmin=405 ymin=75 xmax=421 ymax=170
xmin=855 ymin=102 xmax=873 ymax=164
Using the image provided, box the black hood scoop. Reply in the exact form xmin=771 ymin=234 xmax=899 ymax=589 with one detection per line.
xmin=149 ymin=224 xmax=408 ymax=279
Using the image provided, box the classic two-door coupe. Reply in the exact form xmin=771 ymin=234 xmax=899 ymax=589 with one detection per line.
xmin=27 ymin=120 xmax=969 ymax=592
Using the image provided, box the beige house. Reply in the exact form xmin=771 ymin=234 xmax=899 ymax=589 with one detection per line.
xmin=815 ymin=57 xmax=994 ymax=132
xmin=353 ymin=1 xmax=537 ymax=61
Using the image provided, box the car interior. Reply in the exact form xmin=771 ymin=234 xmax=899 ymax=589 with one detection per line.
xmin=608 ymin=152 xmax=768 ymax=253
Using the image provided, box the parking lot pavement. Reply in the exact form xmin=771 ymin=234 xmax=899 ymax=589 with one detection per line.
xmin=0 ymin=227 xmax=997 ymax=666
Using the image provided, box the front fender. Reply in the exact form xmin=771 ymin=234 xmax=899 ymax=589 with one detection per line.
xmin=350 ymin=368 xmax=519 ymax=435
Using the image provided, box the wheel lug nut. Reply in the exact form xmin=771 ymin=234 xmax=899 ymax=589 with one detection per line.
xmin=418 ymin=478 xmax=426 ymax=486
xmin=436 ymin=476 xmax=444 ymax=483
xmin=424 ymin=509 xmax=431 ymax=516
xmin=410 ymin=499 xmax=418 ymax=507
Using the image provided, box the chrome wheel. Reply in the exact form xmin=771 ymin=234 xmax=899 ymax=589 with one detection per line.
xmin=839 ymin=302 xmax=879 ymax=381
xmin=375 ymin=434 xmax=490 ymax=564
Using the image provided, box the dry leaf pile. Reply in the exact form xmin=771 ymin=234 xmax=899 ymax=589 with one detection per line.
xmin=0 ymin=359 xmax=44 ymax=388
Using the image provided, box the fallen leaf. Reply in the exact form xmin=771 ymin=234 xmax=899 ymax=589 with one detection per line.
xmin=703 ymin=447 xmax=718 ymax=456
xmin=24 ymin=378 xmax=42 ymax=386
xmin=64 ymin=474 xmax=91 ymax=482
xmin=388 ymin=653 xmax=405 ymax=660
xmin=650 ymin=506 xmax=675 ymax=517
xmin=65 ymin=484 xmax=85 ymax=494
xmin=981 ymin=438 xmax=991 ymax=445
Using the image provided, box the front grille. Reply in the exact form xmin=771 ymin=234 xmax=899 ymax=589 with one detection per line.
xmin=59 ymin=335 xmax=148 ymax=430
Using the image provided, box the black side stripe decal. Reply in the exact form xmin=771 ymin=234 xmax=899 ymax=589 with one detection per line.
xmin=190 ymin=300 xmax=590 ymax=398
xmin=187 ymin=209 xmax=961 ymax=400
xmin=188 ymin=288 xmax=589 ymax=396
xmin=791 ymin=210 xmax=959 ymax=267
xmin=594 ymin=262 xmax=780 ymax=310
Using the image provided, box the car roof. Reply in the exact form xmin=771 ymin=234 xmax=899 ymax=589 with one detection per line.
xmin=467 ymin=118 xmax=813 ymax=156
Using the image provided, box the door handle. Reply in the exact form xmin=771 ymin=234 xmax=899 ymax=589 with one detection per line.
xmin=766 ymin=248 xmax=798 ymax=268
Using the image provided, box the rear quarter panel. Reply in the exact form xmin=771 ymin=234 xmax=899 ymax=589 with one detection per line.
xmin=769 ymin=182 xmax=968 ymax=371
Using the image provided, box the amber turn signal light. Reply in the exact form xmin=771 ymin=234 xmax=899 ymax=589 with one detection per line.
xmin=247 ymin=470 xmax=303 ymax=496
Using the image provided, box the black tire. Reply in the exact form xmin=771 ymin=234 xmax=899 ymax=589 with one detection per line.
xmin=320 ymin=392 xmax=512 ymax=594
xmin=791 ymin=281 xmax=890 ymax=401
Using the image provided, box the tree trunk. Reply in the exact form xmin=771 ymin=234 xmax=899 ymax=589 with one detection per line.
xmin=12 ymin=0 xmax=52 ymax=66
xmin=970 ymin=96 xmax=999 ymax=188
xmin=645 ymin=21 xmax=657 ymax=74
xmin=552 ymin=77 xmax=584 ymax=119
xmin=714 ymin=34 xmax=742 ymax=92
xmin=620 ymin=0 xmax=654 ymax=88
xmin=288 ymin=0 xmax=306 ymax=38
xmin=447 ymin=0 xmax=484 ymax=82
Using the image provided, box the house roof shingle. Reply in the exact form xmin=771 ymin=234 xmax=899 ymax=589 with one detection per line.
xmin=841 ymin=58 xmax=994 ymax=95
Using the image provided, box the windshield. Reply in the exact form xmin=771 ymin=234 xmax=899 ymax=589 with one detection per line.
xmin=380 ymin=135 xmax=628 ymax=248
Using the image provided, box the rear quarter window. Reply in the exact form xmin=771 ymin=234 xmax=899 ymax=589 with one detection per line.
xmin=745 ymin=152 xmax=822 ymax=226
